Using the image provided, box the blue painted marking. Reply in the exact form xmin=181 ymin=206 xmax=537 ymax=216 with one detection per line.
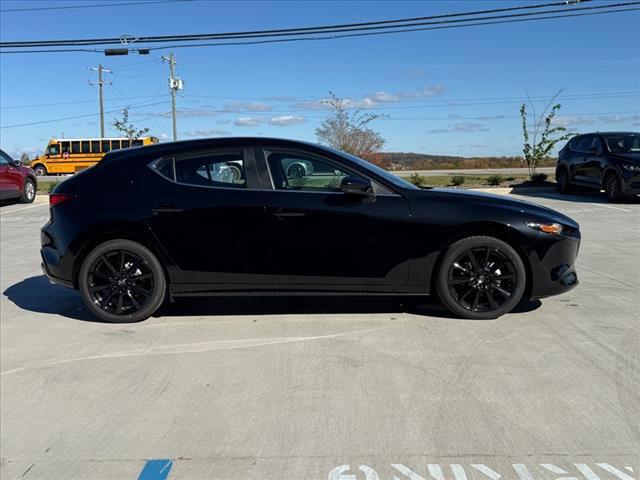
xmin=137 ymin=459 xmax=173 ymax=480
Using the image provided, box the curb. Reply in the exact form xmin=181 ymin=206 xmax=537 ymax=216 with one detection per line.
xmin=469 ymin=186 xmax=556 ymax=195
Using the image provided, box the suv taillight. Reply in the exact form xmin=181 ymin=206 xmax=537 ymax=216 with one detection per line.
xmin=49 ymin=193 xmax=74 ymax=206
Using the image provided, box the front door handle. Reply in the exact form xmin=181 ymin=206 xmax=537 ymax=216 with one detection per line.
xmin=268 ymin=208 xmax=306 ymax=218
xmin=152 ymin=203 xmax=183 ymax=214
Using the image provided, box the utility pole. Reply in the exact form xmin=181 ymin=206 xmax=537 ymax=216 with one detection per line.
xmin=162 ymin=52 xmax=183 ymax=141
xmin=89 ymin=64 xmax=111 ymax=138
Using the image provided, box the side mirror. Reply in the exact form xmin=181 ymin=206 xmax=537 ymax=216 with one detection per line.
xmin=341 ymin=175 xmax=374 ymax=197
xmin=13 ymin=160 xmax=22 ymax=167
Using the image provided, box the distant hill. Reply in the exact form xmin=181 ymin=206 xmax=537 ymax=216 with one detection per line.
xmin=379 ymin=152 xmax=556 ymax=171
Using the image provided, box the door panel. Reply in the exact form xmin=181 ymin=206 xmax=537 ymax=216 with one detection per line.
xmin=144 ymin=149 xmax=272 ymax=287
xmin=573 ymin=135 xmax=593 ymax=183
xmin=262 ymin=190 xmax=411 ymax=289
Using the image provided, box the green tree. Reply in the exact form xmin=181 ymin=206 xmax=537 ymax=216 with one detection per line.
xmin=520 ymin=93 xmax=575 ymax=178
xmin=112 ymin=108 xmax=150 ymax=140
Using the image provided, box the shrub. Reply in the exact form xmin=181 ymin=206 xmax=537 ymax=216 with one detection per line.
xmin=530 ymin=172 xmax=549 ymax=184
xmin=409 ymin=173 xmax=426 ymax=188
xmin=451 ymin=175 xmax=466 ymax=186
xmin=487 ymin=174 xmax=504 ymax=186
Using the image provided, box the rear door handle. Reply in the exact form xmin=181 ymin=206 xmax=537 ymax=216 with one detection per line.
xmin=152 ymin=203 xmax=183 ymax=214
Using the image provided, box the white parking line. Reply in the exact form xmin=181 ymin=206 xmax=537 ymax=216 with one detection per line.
xmin=592 ymin=203 xmax=633 ymax=212
xmin=0 ymin=203 xmax=48 ymax=216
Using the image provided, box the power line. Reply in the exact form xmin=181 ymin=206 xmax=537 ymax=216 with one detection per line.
xmin=0 ymin=94 xmax=167 ymax=110
xmin=3 ymin=3 xmax=636 ymax=55
xmin=0 ymin=0 xmax=196 ymax=13
xmin=0 ymin=101 xmax=167 ymax=129
xmin=0 ymin=0 xmax=626 ymax=48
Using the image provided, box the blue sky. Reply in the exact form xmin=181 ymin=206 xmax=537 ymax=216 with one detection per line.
xmin=1 ymin=0 xmax=639 ymax=160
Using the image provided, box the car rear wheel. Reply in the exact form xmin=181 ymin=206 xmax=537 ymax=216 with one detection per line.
xmin=287 ymin=163 xmax=306 ymax=179
xmin=79 ymin=239 xmax=166 ymax=323
xmin=33 ymin=164 xmax=47 ymax=176
xmin=20 ymin=179 xmax=36 ymax=203
xmin=556 ymin=168 xmax=570 ymax=194
xmin=436 ymin=236 xmax=526 ymax=320
xmin=604 ymin=173 xmax=624 ymax=203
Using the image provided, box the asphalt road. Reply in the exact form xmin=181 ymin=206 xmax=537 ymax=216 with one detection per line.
xmin=37 ymin=167 xmax=555 ymax=182
xmin=1 ymin=191 xmax=638 ymax=480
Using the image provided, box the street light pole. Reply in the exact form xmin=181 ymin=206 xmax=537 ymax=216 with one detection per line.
xmin=162 ymin=52 xmax=182 ymax=141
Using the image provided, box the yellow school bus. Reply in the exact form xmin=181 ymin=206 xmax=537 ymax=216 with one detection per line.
xmin=31 ymin=136 xmax=158 ymax=176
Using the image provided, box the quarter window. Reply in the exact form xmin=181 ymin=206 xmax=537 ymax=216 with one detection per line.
xmin=264 ymin=150 xmax=355 ymax=192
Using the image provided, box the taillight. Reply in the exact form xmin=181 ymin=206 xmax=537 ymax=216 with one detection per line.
xmin=49 ymin=193 xmax=74 ymax=206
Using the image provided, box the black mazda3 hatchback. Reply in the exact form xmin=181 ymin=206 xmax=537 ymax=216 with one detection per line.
xmin=41 ymin=137 xmax=580 ymax=322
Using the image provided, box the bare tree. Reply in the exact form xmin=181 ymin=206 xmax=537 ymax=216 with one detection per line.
xmin=112 ymin=108 xmax=150 ymax=140
xmin=520 ymin=90 xmax=576 ymax=178
xmin=315 ymin=92 xmax=387 ymax=164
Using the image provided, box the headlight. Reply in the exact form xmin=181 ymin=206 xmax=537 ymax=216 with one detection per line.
xmin=525 ymin=222 xmax=563 ymax=235
xmin=621 ymin=163 xmax=640 ymax=172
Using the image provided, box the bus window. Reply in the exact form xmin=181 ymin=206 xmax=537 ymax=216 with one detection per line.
xmin=81 ymin=141 xmax=90 ymax=154
xmin=91 ymin=141 xmax=100 ymax=153
xmin=111 ymin=140 xmax=121 ymax=150
xmin=121 ymin=140 xmax=131 ymax=149
xmin=47 ymin=143 xmax=60 ymax=156
xmin=61 ymin=142 xmax=70 ymax=154
xmin=71 ymin=141 xmax=80 ymax=154
xmin=132 ymin=139 xmax=143 ymax=147
xmin=101 ymin=140 xmax=110 ymax=152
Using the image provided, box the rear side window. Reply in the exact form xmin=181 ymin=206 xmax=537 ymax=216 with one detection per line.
xmin=149 ymin=157 xmax=175 ymax=181
xmin=122 ymin=140 xmax=131 ymax=149
xmin=173 ymin=150 xmax=246 ymax=188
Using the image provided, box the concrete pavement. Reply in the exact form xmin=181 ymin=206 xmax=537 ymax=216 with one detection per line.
xmin=1 ymin=191 xmax=638 ymax=480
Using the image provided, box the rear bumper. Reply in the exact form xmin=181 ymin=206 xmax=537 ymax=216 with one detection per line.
xmin=528 ymin=231 xmax=580 ymax=299
xmin=41 ymin=258 xmax=73 ymax=289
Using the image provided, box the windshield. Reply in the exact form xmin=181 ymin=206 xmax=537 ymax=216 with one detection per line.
xmin=317 ymin=145 xmax=419 ymax=190
xmin=604 ymin=133 xmax=640 ymax=154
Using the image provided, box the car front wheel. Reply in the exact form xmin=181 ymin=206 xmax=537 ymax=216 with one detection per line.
xmin=436 ymin=236 xmax=526 ymax=319
xmin=20 ymin=178 xmax=36 ymax=203
xmin=79 ymin=239 xmax=166 ymax=323
xmin=556 ymin=168 xmax=570 ymax=194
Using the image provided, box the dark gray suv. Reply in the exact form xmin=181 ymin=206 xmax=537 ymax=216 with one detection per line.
xmin=556 ymin=131 xmax=640 ymax=202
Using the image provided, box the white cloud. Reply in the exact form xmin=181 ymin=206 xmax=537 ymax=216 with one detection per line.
xmin=269 ymin=115 xmax=305 ymax=126
xmin=368 ymin=91 xmax=400 ymax=102
xmin=234 ymin=117 xmax=262 ymax=127
xmin=225 ymin=102 xmax=272 ymax=112
xmin=181 ymin=129 xmax=230 ymax=138
xmin=598 ymin=114 xmax=640 ymax=124
xmin=552 ymin=116 xmax=595 ymax=127
xmin=426 ymin=122 xmax=489 ymax=134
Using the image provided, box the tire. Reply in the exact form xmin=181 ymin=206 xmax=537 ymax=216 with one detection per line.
xmin=79 ymin=239 xmax=166 ymax=323
xmin=33 ymin=164 xmax=47 ymax=176
xmin=556 ymin=167 xmax=570 ymax=194
xmin=226 ymin=163 xmax=243 ymax=182
xmin=20 ymin=178 xmax=36 ymax=203
xmin=436 ymin=236 xmax=526 ymax=320
xmin=287 ymin=163 xmax=306 ymax=179
xmin=604 ymin=173 xmax=624 ymax=203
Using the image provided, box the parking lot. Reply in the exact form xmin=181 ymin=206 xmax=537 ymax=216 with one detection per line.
xmin=1 ymin=192 xmax=638 ymax=480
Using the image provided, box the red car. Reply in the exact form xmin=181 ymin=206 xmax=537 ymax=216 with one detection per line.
xmin=0 ymin=149 xmax=37 ymax=203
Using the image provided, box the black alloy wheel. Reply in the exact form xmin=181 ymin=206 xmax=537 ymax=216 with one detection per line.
xmin=437 ymin=236 xmax=526 ymax=319
xmin=79 ymin=239 xmax=166 ymax=323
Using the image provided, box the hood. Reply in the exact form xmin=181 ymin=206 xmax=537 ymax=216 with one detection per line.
xmin=427 ymin=187 xmax=579 ymax=229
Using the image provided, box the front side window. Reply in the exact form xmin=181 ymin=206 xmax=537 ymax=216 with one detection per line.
xmin=265 ymin=149 xmax=357 ymax=192
xmin=174 ymin=150 xmax=246 ymax=188
xmin=605 ymin=133 xmax=640 ymax=154
xmin=47 ymin=143 xmax=60 ymax=155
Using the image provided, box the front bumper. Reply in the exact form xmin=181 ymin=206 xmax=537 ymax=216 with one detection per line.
xmin=528 ymin=230 xmax=580 ymax=299
xmin=621 ymin=171 xmax=640 ymax=196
